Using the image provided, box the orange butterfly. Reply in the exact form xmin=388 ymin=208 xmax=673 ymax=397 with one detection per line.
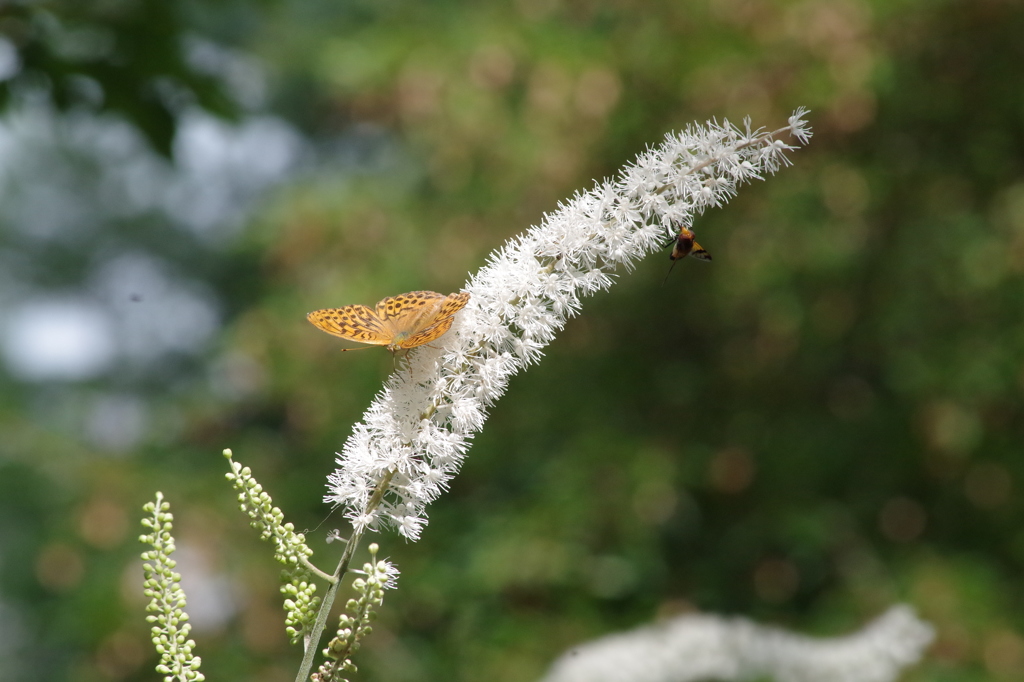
xmin=665 ymin=225 xmax=711 ymax=281
xmin=307 ymin=290 xmax=470 ymax=353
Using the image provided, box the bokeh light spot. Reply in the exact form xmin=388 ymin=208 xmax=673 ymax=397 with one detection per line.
xmin=708 ymin=446 xmax=756 ymax=494
xmin=753 ymin=557 xmax=800 ymax=603
xmin=36 ymin=542 xmax=85 ymax=592
xmin=963 ymin=462 xmax=1012 ymax=510
xmin=879 ymin=496 xmax=927 ymax=543
xmin=3 ymin=299 xmax=115 ymax=381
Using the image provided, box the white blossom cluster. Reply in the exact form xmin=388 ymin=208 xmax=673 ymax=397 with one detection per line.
xmin=326 ymin=110 xmax=813 ymax=539
xmin=540 ymin=605 xmax=935 ymax=682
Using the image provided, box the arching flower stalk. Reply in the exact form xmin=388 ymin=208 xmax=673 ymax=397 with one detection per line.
xmin=326 ymin=109 xmax=813 ymax=539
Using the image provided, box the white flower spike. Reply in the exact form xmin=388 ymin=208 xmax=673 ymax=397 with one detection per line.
xmin=326 ymin=111 xmax=812 ymax=540
xmin=540 ymin=604 xmax=934 ymax=682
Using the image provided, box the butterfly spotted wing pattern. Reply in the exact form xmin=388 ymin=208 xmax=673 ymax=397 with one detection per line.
xmin=306 ymin=304 xmax=392 ymax=345
xmin=374 ymin=291 xmax=446 ymax=324
xmin=436 ymin=291 xmax=472 ymax=318
xmin=399 ymin=291 xmax=471 ymax=348
xmin=404 ymin=314 xmax=458 ymax=349
xmin=307 ymin=290 xmax=470 ymax=352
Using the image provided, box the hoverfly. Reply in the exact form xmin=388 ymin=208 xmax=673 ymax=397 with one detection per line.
xmin=664 ymin=225 xmax=711 ymax=282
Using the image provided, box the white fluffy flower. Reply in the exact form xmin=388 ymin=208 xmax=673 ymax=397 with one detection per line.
xmin=326 ymin=111 xmax=812 ymax=539
xmin=540 ymin=605 xmax=934 ymax=682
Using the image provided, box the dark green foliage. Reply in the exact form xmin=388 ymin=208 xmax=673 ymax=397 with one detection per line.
xmin=0 ymin=0 xmax=239 ymax=155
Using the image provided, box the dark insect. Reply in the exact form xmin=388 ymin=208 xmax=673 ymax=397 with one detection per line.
xmin=664 ymin=226 xmax=712 ymax=282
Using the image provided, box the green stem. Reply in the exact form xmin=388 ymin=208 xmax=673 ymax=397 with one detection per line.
xmin=299 ymin=555 xmax=338 ymax=584
xmin=294 ymin=468 xmax=396 ymax=682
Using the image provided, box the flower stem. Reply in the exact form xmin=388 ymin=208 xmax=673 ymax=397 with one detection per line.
xmin=294 ymin=468 xmax=396 ymax=682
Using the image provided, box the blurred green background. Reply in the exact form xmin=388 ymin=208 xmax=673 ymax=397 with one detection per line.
xmin=1 ymin=1 xmax=1022 ymax=680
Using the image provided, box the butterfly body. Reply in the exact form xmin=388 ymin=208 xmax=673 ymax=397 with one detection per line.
xmin=308 ymin=290 xmax=470 ymax=353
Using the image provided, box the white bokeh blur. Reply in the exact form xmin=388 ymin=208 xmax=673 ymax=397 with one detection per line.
xmin=0 ymin=104 xmax=305 ymax=383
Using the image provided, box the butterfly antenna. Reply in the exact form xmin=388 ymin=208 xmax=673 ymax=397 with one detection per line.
xmin=337 ymin=345 xmax=377 ymax=353
xmin=304 ymin=504 xmax=340 ymax=535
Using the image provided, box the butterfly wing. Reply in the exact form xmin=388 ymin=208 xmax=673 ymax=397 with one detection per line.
xmin=375 ymin=291 xmax=447 ymax=324
xmin=400 ymin=313 xmax=457 ymax=349
xmin=436 ymin=291 xmax=470 ymax=317
xmin=306 ymin=305 xmax=392 ymax=345
xmin=390 ymin=291 xmax=471 ymax=350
